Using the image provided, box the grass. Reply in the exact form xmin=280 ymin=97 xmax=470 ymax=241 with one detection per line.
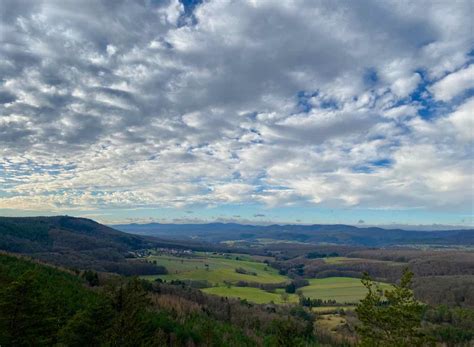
xmin=143 ymin=252 xmax=288 ymax=285
xmin=203 ymin=286 xmax=298 ymax=304
xmin=311 ymin=305 xmax=356 ymax=313
xmin=142 ymin=252 xmax=393 ymax=306
xmin=203 ymin=276 xmax=393 ymax=305
xmin=323 ymin=256 xmax=404 ymax=266
xmin=300 ymin=277 xmax=393 ymax=303
xmin=316 ymin=314 xmax=347 ymax=331
xmin=323 ymin=257 xmax=355 ymax=264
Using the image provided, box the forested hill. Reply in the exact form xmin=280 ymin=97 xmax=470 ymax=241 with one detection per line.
xmin=0 ymin=216 xmax=210 ymax=275
xmin=0 ymin=253 xmax=315 ymax=346
xmin=0 ymin=216 xmax=154 ymax=253
xmin=113 ymin=222 xmax=474 ymax=246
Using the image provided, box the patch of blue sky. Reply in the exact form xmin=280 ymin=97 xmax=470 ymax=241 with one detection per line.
xmin=352 ymin=158 xmax=393 ymax=174
xmin=178 ymin=0 xmax=202 ymax=27
xmin=252 ymin=184 xmax=289 ymax=193
xmin=296 ymin=90 xmax=317 ymax=113
xmin=407 ymin=67 xmax=474 ymax=121
xmin=295 ymin=90 xmax=341 ymax=113
xmin=319 ymin=99 xmax=339 ymax=109
xmin=363 ymin=67 xmax=378 ymax=87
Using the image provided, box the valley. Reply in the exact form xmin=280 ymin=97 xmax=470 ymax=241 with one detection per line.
xmin=140 ymin=250 xmax=393 ymax=307
xmin=0 ymin=216 xmax=473 ymax=346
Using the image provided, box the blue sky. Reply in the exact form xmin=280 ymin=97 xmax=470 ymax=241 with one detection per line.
xmin=0 ymin=0 xmax=473 ymax=227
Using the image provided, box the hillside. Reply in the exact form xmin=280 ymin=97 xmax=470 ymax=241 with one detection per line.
xmin=0 ymin=253 xmax=316 ymax=346
xmin=113 ymin=222 xmax=474 ymax=247
xmin=0 ymin=216 xmax=193 ymax=275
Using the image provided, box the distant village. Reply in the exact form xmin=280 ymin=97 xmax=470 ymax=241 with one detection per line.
xmin=128 ymin=247 xmax=194 ymax=258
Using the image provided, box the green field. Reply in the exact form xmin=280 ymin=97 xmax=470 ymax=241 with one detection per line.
xmin=203 ymin=286 xmax=298 ymax=304
xmin=311 ymin=305 xmax=356 ymax=313
xmin=143 ymin=252 xmax=288 ymax=285
xmin=300 ymin=277 xmax=392 ymax=303
xmin=323 ymin=256 xmax=404 ymax=266
xmin=143 ymin=252 xmax=393 ymax=305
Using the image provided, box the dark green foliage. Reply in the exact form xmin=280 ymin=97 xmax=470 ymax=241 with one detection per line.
xmin=299 ymin=296 xmax=336 ymax=307
xmin=105 ymin=279 xmax=152 ymax=346
xmin=0 ymin=254 xmax=317 ymax=346
xmin=0 ymin=270 xmax=51 ymax=345
xmin=235 ymin=267 xmax=257 ymax=276
xmin=266 ymin=318 xmax=309 ymax=347
xmin=58 ymin=297 xmax=113 ymax=346
xmin=423 ymin=305 xmax=474 ymax=345
xmin=355 ymin=268 xmax=427 ymax=346
xmin=285 ymin=282 xmax=296 ymax=293
xmin=82 ymin=269 xmax=100 ymax=286
xmin=306 ymin=251 xmax=339 ymax=259
xmin=154 ymin=265 xmax=168 ymax=274
xmin=0 ymin=255 xmax=96 ymax=346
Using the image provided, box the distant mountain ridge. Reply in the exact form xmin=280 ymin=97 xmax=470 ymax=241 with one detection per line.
xmin=113 ymin=222 xmax=474 ymax=247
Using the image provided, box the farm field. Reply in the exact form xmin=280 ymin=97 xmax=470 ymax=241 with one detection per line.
xmin=143 ymin=252 xmax=288 ymax=285
xmin=300 ymin=277 xmax=393 ymax=303
xmin=203 ymin=286 xmax=298 ymax=304
xmin=143 ymin=252 xmax=393 ymax=305
xmin=323 ymin=256 xmax=404 ymax=266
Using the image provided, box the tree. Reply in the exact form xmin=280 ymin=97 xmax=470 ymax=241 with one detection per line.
xmin=82 ymin=270 xmax=99 ymax=287
xmin=355 ymin=268 xmax=428 ymax=347
xmin=285 ymin=282 xmax=296 ymax=293
xmin=105 ymin=278 xmax=153 ymax=347
xmin=58 ymin=298 xmax=112 ymax=346
xmin=0 ymin=270 xmax=52 ymax=346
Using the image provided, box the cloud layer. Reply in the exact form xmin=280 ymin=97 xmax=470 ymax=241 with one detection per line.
xmin=1 ymin=0 xmax=473 ymax=218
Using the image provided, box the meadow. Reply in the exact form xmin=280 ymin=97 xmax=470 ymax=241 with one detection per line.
xmin=300 ymin=277 xmax=393 ymax=303
xmin=323 ymin=256 xmax=404 ymax=266
xmin=143 ymin=252 xmax=288 ymax=285
xmin=143 ymin=252 xmax=393 ymax=305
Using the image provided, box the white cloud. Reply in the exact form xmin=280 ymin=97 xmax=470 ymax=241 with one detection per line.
xmin=0 ymin=0 xmax=472 ymax=215
xmin=430 ymin=64 xmax=474 ymax=101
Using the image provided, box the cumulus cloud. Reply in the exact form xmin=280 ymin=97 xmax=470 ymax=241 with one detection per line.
xmin=0 ymin=0 xmax=472 ymax=217
xmin=429 ymin=64 xmax=474 ymax=101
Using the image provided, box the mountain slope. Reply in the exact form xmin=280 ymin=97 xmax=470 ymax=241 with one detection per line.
xmin=0 ymin=216 xmax=166 ymax=275
xmin=113 ymin=222 xmax=474 ymax=246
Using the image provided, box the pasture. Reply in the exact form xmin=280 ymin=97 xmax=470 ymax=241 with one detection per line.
xmin=323 ymin=256 xmax=404 ymax=266
xmin=143 ymin=252 xmax=288 ymax=285
xmin=300 ymin=277 xmax=392 ymax=303
xmin=143 ymin=252 xmax=393 ymax=305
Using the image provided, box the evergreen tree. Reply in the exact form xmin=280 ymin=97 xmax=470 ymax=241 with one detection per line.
xmin=58 ymin=298 xmax=113 ymax=346
xmin=355 ymin=268 xmax=428 ymax=347
xmin=105 ymin=278 xmax=154 ymax=347
xmin=0 ymin=270 xmax=52 ymax=346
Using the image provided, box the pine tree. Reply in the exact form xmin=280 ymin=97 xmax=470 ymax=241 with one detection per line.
xmin=106 ymin=278 xmax=153 ymax=347
xmin=0 ymin=270 xmax=51 ymax=346
xmin=355 ymin=268 xmax=428 ymax=347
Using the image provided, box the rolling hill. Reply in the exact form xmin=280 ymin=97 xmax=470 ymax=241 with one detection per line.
xmin=113 ymin=222 xmax=474 ymax=247
xmin=0 ymin=216 xmax=205 ymax=275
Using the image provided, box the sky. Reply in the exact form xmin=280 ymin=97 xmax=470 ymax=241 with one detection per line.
xmin=0 ymin=0 xmax=473 ymax=227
